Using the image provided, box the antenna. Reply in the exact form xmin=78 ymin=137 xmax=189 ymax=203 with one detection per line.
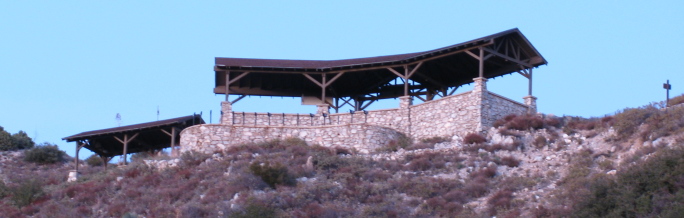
xmin=116 ymin=113 xmax=122 ymax=127
xmin=157 ymin=106 xmax=160 ymax=121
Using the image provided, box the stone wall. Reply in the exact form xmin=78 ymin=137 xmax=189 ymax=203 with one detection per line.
xmin=186 ymin=78 xmax=531 ymax=154
xmin=180 ymin=123 xmax=405 ymax=154
xmin=409 ymin=91 xmax=479 ymax=139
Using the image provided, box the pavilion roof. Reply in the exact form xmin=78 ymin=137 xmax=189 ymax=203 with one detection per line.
xmin=63 ymin=115 xmax=204 ymax=157
xmin=213 ymin=28 xmax=547 ymax=104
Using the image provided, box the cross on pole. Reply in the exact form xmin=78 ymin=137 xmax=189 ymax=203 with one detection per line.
xmin=664 ymin=80 xmax=672 ymax=106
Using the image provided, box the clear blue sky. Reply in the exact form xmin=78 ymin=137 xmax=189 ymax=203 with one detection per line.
xmin=1 ymin=1 xmax=682 ymax=157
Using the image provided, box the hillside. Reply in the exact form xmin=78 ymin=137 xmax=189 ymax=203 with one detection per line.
xmin=2 ymin=99 xmax=684 ymax=217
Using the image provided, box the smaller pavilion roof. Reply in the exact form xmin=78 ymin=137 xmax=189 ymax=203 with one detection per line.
xmin=63 ymin=115 xmax=205 ymax=157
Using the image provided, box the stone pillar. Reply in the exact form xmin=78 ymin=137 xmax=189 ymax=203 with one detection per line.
xmin=472 ymin=77 xmax=488 ymax=132
xmin=67 ymin=170 xmax=79 ymax=182
xmin=220 ymin=101 xmax=232 ymax=125
xmin=472 ymin=77 xmax=488 ymax=93
xmin=399 ymin=96 xmax=413 ymax=109
xmin=523 ymin=95 xmax=538 ymax=114
xmin=316 ymin=104 xmax=330 ymax=115
xmin=399 ymin=96 xmax=413 ymax=136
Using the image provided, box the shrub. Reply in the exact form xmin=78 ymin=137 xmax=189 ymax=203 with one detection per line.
xmin=0 ymin=126 xmax=13 ymax=151
xmin=498 ymin=156 xmax=520 ymax=167
xmin=380 ymin=133 xmax=412 ymax=152
xmin=668 ymin=94 xmax=684 ymax=106
xmin=612 ymin=106 xmax=658 ymax=139
xmin=495 ymin=114 xmax=545 ymax=131
xmin=463 ymin=133 xmax=486 ymax=144
xmin=84 ymin=154 xmax=104 ymax=166
xmin=179 ymin=151 xmax=210 ymax=167
xmin=23 ymin=143 xmax=66 ymax=164
xmin=533 ymin=136 xmax=547 ymax=149
xmin=228 ymin=202 xmax=277 ymax=218
xmin=487 ymin=189 xmax=514 ymax=215
xmin=249 ymin=162 xmax=296 ymax=189
xmin=11 ymin=131 xmax=34 ymax=150
xmin=0 ymin=181 xmax=8 ymax=198
xmin=9 ymin=179 xmax=44 ymax=208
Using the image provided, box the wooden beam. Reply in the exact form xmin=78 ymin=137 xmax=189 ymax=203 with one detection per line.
xmin=231 ymin=95 xmax=246 ymax=104
xmin=482 ymin=47 xmax=533 ymax=68
xmin=303 ymin=74 xmax=323 ymax=87
xmin=406 ymin=62 xmax=423 ymax=78
xmin=387 ymin=67 xmax=404 ymax=78
xmin=228 ymin=72 xmax=251 ymax=85
xmin=465 ymin=50 xmax=480 ymax=60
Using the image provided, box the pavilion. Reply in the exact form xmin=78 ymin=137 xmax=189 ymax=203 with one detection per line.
xmin=63 ymin=114 xmax=204 ymax=172
xmin=213 ymin=28 xmax=546 ymax=115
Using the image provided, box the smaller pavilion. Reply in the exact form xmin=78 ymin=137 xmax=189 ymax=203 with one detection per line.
xmin=63 ymin=115 xmax=204 ymax=172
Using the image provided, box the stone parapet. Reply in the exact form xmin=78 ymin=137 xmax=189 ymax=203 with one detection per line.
xmin=180 ymin=123 xmax=404 ymax=154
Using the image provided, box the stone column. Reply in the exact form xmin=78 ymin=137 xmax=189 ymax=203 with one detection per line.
xmin=220 ymin=101 xmax=233 ymax=125
xmin=316 ymin=104 xmax=330 ymax=115
xmin=523 ymin=95 xmax=538 ymax=114
xmin=472 ymin=77 xmax=488 ymax=132
xmin=399 ymin=96 xmax=413 ymax=109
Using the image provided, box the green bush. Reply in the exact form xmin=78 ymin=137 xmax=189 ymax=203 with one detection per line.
xmin=228 ymin=202 xmax=277 ymax=218
xmin=0 ymin=126 xmax=13 ymax=151
xmin=249 ymin=162 xmax=295 ymax=189
xmin=9 ymin=179 xmax=44 ymax=208
xmin=612 ymin=105 xmax=658 ymax=139
xmin=23 ymin=143 xmax=67 ymax=164
xmin=570 ymin=147 xmax=684 ymax=217
xmin=11 ymin=131 xmax=34 ymax=150
xmin=0 ymin=181 xmax=8 ymax=198
xmin=85 ymin=154 xmax=104 ymax=166
xmin=0 ymin=127 xmax=35 ymax=151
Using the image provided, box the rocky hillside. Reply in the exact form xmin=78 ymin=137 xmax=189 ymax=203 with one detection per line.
xmin=1 ymin=100 xmax=684 ymax=217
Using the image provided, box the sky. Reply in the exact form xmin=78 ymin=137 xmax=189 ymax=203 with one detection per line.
xmin=1 ymin=1 xmax=683 ymax=158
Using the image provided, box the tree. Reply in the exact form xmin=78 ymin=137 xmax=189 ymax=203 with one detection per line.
xmin=11 ymin=131 xmax=34 ymax=150
xmin=23 ymin=143 xmax=67 ymax=164
xmin=0 ymin=126 xmax=13 ymax=151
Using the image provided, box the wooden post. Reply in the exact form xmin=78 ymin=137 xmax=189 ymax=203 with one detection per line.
xmin=100 ymin=155 xmax=110 ymax=170
xmin=528 ymin=68 xmax=533 ymax=96
xmin=321 ymin=73 xmax=327 ymax=104
xmin=225 ymin=71 xmax=230 ymax=101
xmin=75 ymin=141 xmax=85 ymax=173
xmin=479 ymin=47 xmax=484 ymax=78
xmin=114 ymin=133 xmax=138 ymax=165
xmin=122 ymin=134 xmax=128 ymax=165
xmin=161 ymin=127 xmax=178 ymax=156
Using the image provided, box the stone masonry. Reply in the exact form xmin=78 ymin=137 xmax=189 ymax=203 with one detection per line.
xmin=183 ymin=78 xmax=533 ymax=153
